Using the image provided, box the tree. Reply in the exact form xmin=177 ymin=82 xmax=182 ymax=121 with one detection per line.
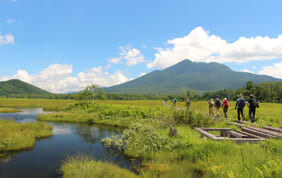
xmin=181 ymin=87 xmax=187 ymax=101
xmin=87 ymin=84 xmax=99 ymax=103
xmin=79 ymin=84 xmax=100 ymax=103
xmin=187 ymin=90 xmax=195 ymax=99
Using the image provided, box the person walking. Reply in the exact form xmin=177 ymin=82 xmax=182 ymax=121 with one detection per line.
xmin=222 ymin=98 xmax=229 ymax=118
xmin=173 ymin=98 xmax=177 ymax=107
xmin=186 ymin=98 xmax=191 ymax=110
xmin=214 ymin=98 xmax=221 ymax=117
xmin=247 ymin=94 xmax=259 ymax=123
xmin=208 ymin=98 xmax=214 ymax=116
xmin=235 ymin=94 xmax=246 ymax=122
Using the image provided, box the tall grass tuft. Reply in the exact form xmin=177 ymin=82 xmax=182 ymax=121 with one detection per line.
xmin=61 ymin=154 xmax=137 ymax=178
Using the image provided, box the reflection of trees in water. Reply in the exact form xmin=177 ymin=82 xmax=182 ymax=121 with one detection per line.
xmin=74 ymin=124 xmax=122 ymax=144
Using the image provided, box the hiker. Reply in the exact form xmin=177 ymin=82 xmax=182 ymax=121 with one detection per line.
xmin=222 ymin=98 xmax=229 ymax=118
xmin=247 ymin=94 xmax=259 ymax=123
xmin=173 ymin=98 xmax=177 ymax=106
xmin=235 ymin=94 xmax=246 ymax=122
xmin=214 ymin=98 xmax=221 ymax=117
xmin=208 ymin=98 xmax=214 ymax=116
xmin=186 ymin=98 xmax=191 ymax=110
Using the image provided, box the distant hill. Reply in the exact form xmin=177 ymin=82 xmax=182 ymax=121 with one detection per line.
xmin=0 ymin=79 xmax=51 ymax=96
xmin=105 ymin=60 xmax=281 ymax=94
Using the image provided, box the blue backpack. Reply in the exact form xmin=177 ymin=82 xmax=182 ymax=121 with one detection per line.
xmin=215 ymin=99 xmax=221 ymax=107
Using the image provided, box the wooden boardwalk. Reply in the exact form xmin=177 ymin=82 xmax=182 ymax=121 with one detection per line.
xmin=195 ymin=125 xmax=281 ymax=143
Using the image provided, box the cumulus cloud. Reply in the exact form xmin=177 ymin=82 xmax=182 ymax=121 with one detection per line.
xmin=258 ymin=62 xmax=282 ymax=79
xmin=147 ymin=26 xmax=282 ymax=68
xmin=109 ymin=46 xmax=146 ymax=66
xmin=138 ymin=72 xmax=146 ymax=77
xmin=0 ymin=34 xmax=15 ymax=45
xmin=0 ymin=64 xmax=130 ymax=93
xmin=241 ymin=69 xmax=254 ymax=74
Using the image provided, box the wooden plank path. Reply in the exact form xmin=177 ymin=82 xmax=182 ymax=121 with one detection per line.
xmin=248 ymin=126 xmax=282 ymax=137
xmin=263 ymin=126 xmax=282 ymax=133
xmin=195 ymin=127 xmax=265 ymax=142
xmin=195 ymin=125 xmax=281 ymax=142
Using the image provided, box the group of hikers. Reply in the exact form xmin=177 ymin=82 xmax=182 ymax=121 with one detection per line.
xmin=208 ymin=97 xmax=229 ymax=118
xmin=170 ymin=94 xmax=260 ymax=123
xmin=208 ymin=94 xmax=259 ymax=123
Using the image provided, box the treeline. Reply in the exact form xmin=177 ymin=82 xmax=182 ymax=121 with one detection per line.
xmin=200 ymin=81 xmax=282 ymax=103
xmin=1 ymin=81 xmax=281 ymax=103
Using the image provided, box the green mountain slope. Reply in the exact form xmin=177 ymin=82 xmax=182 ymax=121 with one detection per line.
xmin=105 ymin=60 xmax=281 ymax=94
xmin=0 ymin=79 xmax=51 ymax=96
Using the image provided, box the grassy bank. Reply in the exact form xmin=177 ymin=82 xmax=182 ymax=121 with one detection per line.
xmin=0 ymin=119 xmax=52 ymax=151
xmin=0 ymin=108 xmax=19 ymax=113
xmin=37 ymin=112 xmax=138 ymax=128
xmin=61 ymin=155 xmax=137 ymax=178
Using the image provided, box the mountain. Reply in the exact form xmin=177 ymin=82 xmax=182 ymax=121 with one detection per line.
xmin=105 ymin=60 xmax=281 ymax=94
xmin=0 ymin=79 xmax=51 ymax=96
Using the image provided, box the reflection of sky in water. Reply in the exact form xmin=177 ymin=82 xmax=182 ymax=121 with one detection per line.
xmin=0 ymin=109 xmax=135 ymax=178
xmin=52 ymin=125 xmax=73 ymax=135
xmin=0 ymin=108 xmax=44 ymax=123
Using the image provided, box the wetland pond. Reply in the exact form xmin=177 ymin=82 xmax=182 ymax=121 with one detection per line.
xmin=0 ymin=108 xmax=135 ymax=178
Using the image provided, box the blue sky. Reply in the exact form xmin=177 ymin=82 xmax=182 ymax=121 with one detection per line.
xmin=0 ymin=0 xmax=282 ymax=93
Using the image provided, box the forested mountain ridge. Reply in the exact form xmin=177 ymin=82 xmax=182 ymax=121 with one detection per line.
xmin=0 ymin=79 xmax=50 ymax=96
xmin=105 ymin=60 xmax=280 ymax=94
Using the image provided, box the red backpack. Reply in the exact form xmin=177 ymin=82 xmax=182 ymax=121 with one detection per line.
xmin=224 ymin=100 xmax=229 ymax=108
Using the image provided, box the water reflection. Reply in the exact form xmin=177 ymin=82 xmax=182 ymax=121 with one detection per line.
xmin=0 ymin=109 xmax=136 ymax=178
xmin=52 ymin=124 xmax=73 ymax=135
xmin=0 ymin=108 xmax=44 ymax=123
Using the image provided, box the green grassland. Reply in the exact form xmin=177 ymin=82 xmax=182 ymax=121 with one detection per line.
xmin=0 ymin=99 xmax=281 ymax=177
xmin=0 ymin=108 xmax=19 ymax=113
xmin=0 ymin=98 xmax=77 ymax=111
xmin=0 ymin=119 xmax=52 ymax=152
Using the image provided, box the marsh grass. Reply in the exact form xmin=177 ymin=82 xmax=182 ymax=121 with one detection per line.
xmin=0 ymin=98 xmax=77 ymax=111
xmin=0 ymin=119 xmax=52 ymax=151
xmin=0 ymin=108 xmax=19 ymax=113
xmin=2 ymin=99 xmax=279 ymax=177
xmin=61 ymin=154 xmax=137 ymax=178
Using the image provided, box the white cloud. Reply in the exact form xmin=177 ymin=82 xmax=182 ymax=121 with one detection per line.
xmin=109 ymin=46 xmax=146 ymax=66
xmin=0 ymin=34 xmax=15 ymax=45
xmin=6 ymin=19 xmax=15 ymax=24
xmin=9 ymin=0 xmax=17 ymax=2
xmin=147 ymin=26 xmax=282 ymax=68
xmin=241 ymin=69 xmax=254 ymax=74
xmin=0 ymin=64 xmax=130 ymax=93
xmin=138 ymin=72 xmax=146 ymax=77
xmin=258 ymin=62 xmax=282 ymax=79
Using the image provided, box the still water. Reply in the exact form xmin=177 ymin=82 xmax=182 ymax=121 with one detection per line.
xmin=0 ymin=108 xmax=134 ymax=178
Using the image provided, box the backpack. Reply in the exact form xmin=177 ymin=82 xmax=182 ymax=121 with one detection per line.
xmin=238 ymin=98 xmax=246 ymax=108
xmin=215 ymin=99 xmax=221 ymax=107
xmin=209 ymin=99 xmax=214 ymax=106
xmin=255 ymin=99 xmax=259 ymax=108
xmin=224 ymin=100 xmax=229 ymax=108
